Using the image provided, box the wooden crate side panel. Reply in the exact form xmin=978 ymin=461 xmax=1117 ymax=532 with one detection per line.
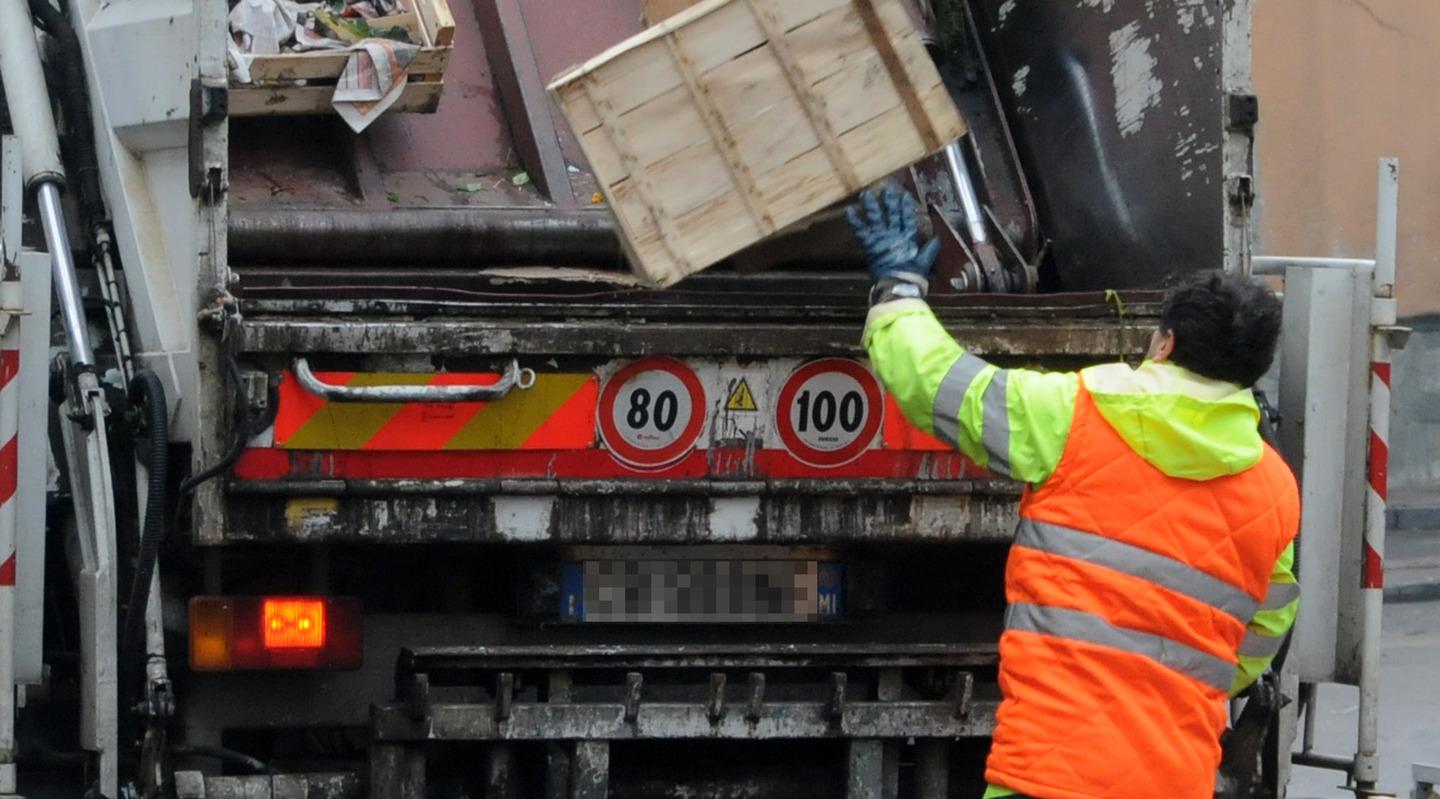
xmin=727 ymin=94 xmax=822 ymax=178
xmin=834 ymin=84 xmax=954 ymax=173
xmin=579 ymin=125 xmax=626 ymax=184
xmin=639 ymin=138 xmax=736 ymax=218
xmin=556 ymin=86 xmax=602 ymax=134
xmin=670 ymin=0 xmax=768 ymax=74
xmin=770 ymin=0 xmax=850 ymax=33
xmin=586 ymin=43 xmax=684 ymax=117
xmin=754 ymin=147 xmax=843 ymax=230
xmin=245 ymin=47 xmax=451 ymax=83
xmin=623 ymin=86 xmax=712 ymax=169
xmin=700 ymin=46 xmax=819 ymax=173
xmin=787 ymin=6 xmax=875 ymax=86
xmin=229 ymin=81 xmax=444 ymax=116
xmin=813 ymin=52 xmax=908 ymax=136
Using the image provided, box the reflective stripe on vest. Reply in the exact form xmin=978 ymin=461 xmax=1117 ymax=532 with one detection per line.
xmin=1015 ymin=519 xmax=1260 ymax=623
xmin=1005 ymin=603 xmax=1237 ymax=693
xmin=1258 ymin=581 xmax=1300 ymax=611
xmin=1237 ymin=629 xmax=1286 ymax=659
xmin=981 ymin=370 xmax=1011 ymax=475
xmin=932 ymin=353 xmax=1011 ymax=475
xmin=932 ymin=353 xmax=987 ymax=448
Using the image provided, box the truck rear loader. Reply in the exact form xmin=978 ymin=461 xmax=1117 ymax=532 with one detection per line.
xmin=0 ymin=0 xmax=1406 ymax=797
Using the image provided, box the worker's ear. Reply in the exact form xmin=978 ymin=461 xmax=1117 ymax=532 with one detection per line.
xmin=1146 ymin=328 xmax=1176 ymax=362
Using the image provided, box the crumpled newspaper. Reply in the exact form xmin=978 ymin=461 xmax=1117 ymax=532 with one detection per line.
xmin=332 ymin=39 xmax=420 ymax=133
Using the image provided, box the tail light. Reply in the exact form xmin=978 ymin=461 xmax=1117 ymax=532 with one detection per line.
xmin=189 ymin=596 xmax=363 ymax=672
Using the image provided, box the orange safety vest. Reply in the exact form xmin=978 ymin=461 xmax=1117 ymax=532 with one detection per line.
xmin=985 ymin=383 xmax=1299 ymax=799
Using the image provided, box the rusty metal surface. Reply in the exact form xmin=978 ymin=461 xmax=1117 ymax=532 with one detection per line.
xmin=176 ymin=773 xmax=362 ymax=799
xmin=371 ymin=700 xmax=998 ymax=741
xmin=970 ymin=0 xmax=1227 ymax=290
xmin=228 ymin=206 xmax=622 ymax=266
xmin=237 ymin=318 xmax=1152 ymax=362
xmin=215 ymin=489 xmax=1020 ymax=545
xmin=403 ymin=643 xmax=999 ymax=672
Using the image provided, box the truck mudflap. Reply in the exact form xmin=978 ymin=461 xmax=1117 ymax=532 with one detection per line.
xmin=371 ymin=643 xmax=997 ymax=798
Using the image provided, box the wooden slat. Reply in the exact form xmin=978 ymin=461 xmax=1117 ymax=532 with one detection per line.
xmin=786 ymin=6 xmax=872 ymax=85
xmin=229 ymin=80 xmax=444 ymax=116
xmin=851 ymin=0 xmax=940 ymax=152
xmin=583 ymin=76 xmax=691 ymax=274
xmin=411 ymin=0 xmax=456 ymax=46
xmin=744 ymin=0 xmax=859 ymax=191
xmin=663 ymin=32 xmax=776 ymax=234
xmin=244 ymin=47 xmax=451 ymax=83
xmin=623 ymin=85 xmax=711 ymax=167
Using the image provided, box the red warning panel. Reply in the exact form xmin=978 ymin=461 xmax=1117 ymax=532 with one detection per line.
xmin=774 ymin=359 xmax=884 ymax=468
xmin=597 ymin=357 xmax=707 ymax=470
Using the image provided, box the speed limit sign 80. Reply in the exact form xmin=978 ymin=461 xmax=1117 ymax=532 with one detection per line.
xmin=775 ymin=359 xmax=883 ymax=467
xmin=597 ymin=357 xmax=706 ymax=469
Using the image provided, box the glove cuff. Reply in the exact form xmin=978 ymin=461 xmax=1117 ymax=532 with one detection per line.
xmin=869 ymin=276 xmax=929 ymax=306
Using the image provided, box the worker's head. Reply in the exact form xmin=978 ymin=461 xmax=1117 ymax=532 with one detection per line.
xmin=1146 ymin=271 xmax=1282 ymax=387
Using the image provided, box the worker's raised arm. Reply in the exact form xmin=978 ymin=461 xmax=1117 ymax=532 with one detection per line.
xmin=848 ymin=187 xmax=1077 ymax=485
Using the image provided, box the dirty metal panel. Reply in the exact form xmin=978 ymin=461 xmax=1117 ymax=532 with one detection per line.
xmin=213 ymin=487 xmax=1021 ymax=546
xmin=242 ymin=356 xmax=982 ymax=479
xmin=370 ymin=700 xmax=999 ymax=741
xmin=972 ymin=0 xmax=1225 ymax=290
xmin=239 ymin=318 xmax=1155 ymax=363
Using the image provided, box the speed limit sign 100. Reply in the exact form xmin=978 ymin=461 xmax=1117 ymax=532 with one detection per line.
xmin=597 ymin=357 xmax=706 ymax=469
xmin=775 ymin=359 xmax=883 ymax=467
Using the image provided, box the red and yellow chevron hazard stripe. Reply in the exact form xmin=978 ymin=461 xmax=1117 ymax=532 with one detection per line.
xmin=273 ymin=370 xmax=598 ymax=451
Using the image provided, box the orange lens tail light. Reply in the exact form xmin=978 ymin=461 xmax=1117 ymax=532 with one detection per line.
xmin=189 ymin=596 xmax=362 ymax=672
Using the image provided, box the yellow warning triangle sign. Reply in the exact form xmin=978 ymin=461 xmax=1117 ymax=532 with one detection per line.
xmin=726 ymin=378 xmax=757 ymax=411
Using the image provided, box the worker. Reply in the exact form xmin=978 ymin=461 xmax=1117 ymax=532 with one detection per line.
xmin=849 ymin=186 xmax=1301 ymax=799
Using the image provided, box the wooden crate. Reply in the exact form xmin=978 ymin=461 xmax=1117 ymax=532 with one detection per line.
xmin=230 ymin=0 xmax=455 ymax=117
xmin=548 ymin=0 xmax=964 ymax=287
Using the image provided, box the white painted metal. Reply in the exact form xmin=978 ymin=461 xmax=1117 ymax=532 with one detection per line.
xmin=60 ymin=379 xmax=120 ymax=798
xmin=1252 ymin=256 xmax=1376 ymax=276
xmin=0 ymin=2 xmax=64 ymax=187
xmin=68 ymin=0 xmax=208 ymax=440
xmin=13 ymin=252 xmax=51 ymax=686
xmin=1355 ymin=157 xmax=1401 ymax=791
xmin=1 ymin=139 xmax=20 ymax=267
xmin=1277 ymin=262 xmax=1372 ymax=683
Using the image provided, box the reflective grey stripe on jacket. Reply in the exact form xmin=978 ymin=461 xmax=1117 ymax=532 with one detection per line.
xmin=931 ymin=352 xmax=1010 ymax=475
xmin=1006 ymin=603 xmax=1237 ymax=692
xmin=1014 ymin=519 xmax=1259 ymax=623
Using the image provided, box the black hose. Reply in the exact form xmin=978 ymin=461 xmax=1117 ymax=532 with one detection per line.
xmin=170 ymin=744 xmax=274 ymax=775
xmin=177 ymin=356 xmax=252 ymax=498
xmin=121 ymin=370 xmax=168 ymax=696
xmin=27 ymin=0 xmax=106 ymax=229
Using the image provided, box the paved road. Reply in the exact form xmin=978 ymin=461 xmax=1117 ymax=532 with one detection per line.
xmin=1289 ymin=532 xmax=1440 ymax=798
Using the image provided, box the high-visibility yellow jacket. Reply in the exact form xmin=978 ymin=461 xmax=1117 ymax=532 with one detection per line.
xmin=863 ymin=299 xmax=1301 ymax=799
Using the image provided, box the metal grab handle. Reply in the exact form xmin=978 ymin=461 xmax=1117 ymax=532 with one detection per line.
xmin=293 ymin=358 xmax=536 ymax=403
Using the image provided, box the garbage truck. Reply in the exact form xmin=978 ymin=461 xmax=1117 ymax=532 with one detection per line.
xmin=0 ymin=0 xmax=1407 ymax=796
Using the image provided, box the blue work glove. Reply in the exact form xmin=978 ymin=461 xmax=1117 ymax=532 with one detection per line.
xmin=846 ymin=185 xmax=940 ymax=303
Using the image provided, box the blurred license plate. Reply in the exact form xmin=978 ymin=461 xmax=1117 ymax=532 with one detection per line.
xmin=560 ymin=560 xmax=842 ymax=623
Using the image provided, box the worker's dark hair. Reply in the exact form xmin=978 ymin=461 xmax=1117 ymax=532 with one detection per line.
xmin=1159 ymin=271 xmax=1282 ymax=388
